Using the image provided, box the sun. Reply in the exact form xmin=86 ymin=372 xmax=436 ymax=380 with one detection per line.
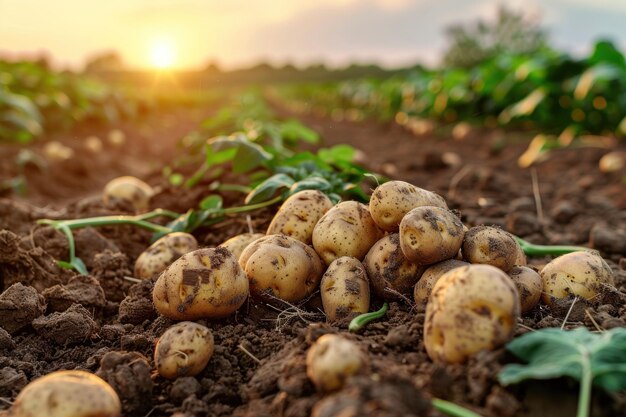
xmin=150 ymin=39 xmax=176 ymax=69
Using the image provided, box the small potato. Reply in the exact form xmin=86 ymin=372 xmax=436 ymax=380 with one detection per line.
xmin=12 ymin=370 xmax=121 ymax=417
xmin=103 ymin=176 xmax=154 ymax=212
xmin=267 ymin=190 xmax=333 ymax=244
xmin=509 ymin=266 xmax=542 ymax=313
xmin=413 ymin=259 xmax=469 ymax=309
xmin=134 ymin=232 xmax=198 ymax=280
xmin=218 ymin=233 xmax=265 ymax=260
xmin=399 ymin=206 xmax=464 ymax=265
xmin=513 ymin=243 xmax=527 ymax=266
xmin=370 ymin=180 xmax=447 ymax=232
xmin=153 ymin=247 xmax=249 ymax=320
xmin=312 ymin=201 xmax=384 ymax=265
xmin=424 ymin=264 xmax=520 ymax=364
xmin=239 ymin=234 xmax=325 ymax=303
xmin=540 ymin=250 xmax=614 ymax=307
xmin=154 ymin=321 xmax=214 ymax=380
xmin=306 ymin=334 xmax=367 ymax=392
xmin=364 ymin=234 xmax=425 ymax=301
xmin=462 ymin=226 xmax=520 ymax=272
xmin=320 ymin=257 xmax=370 ymax=321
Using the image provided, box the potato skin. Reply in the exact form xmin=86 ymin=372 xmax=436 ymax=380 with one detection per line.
xmin=267 ymin=190 xmax=333 ymax=244
xmin=413 ymin=259 xmax=469 ymax=310
xmin=12 ymin=370 xmax=121 ymax=417
xmin=370 ymin=180 xmax=447 ymax=232
xmin=154 ymin=322 xmax=214 ymax=380
xmin=462 ymin=226 xmax=520 ymax=272
xmin=103 ymin=176 xmax=154 ymax=211
xmin=134 ymin=232 xmax=198 ymax=280
xmin=424 ymin=264 xmax=520 ymax=364
xmin=153 ymin=247 xmax=249 ymax=320
xmin=364 ymin=234 xmax=425 ymax=301
xmin=312 ymin=201 xmax=384 ymax=265
xmin=399 ymin=206 xmax=465 ymax=265
xmin=306 ymin=334 xmax=367 ymax=392
xmin=509 ymin=266 xmax=542 ymax=313
xmin=320 ymin=257 xmax=370 ymax=321
xmin=218 ymin=233 xmax=265 ymax=260
xmin=239 ymin=234 xmax=325 ymax=303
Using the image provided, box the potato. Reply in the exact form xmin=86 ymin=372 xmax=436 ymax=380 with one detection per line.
xmin=103 ymin=176 xmax=154 ymax=212
xmin=153 ymin=247 xmax=249 ymax=320
xmin=306 ymin=334 xmax=367 ymax=392
xmin=540 ymin=250 xmax=614 ymax=307
xmin=218 ymin=233 xmax=265 ymax=260
xmin=154 ymin=321 xmax=214 ymax=380
xmin=134 ymin=232 xmax=198 ymax=280
xmin=267 ymin=190 xmax=333 ymax=244
xmin=509 ymin=266 xmax=542 ymax=313
xmin=399 ymin=206 xmax=464 ymax=265
xmin=413 ymin=259 xmax=469 ymax=309
xmin=462 ymin=226 xmax=520 ymax=272
xmin=364 ymin=234 xmax=425 ymax=301
xmin=320 ymin=257 xmax=370 ymax=321
xmin=239 ymin=234 xmax=325 ymax=303
xmin=369 ymin=180 xmax=447 ymax=232
xmin=424 ymin=264 xmax=520 ymax=364
xmin=312 ymin=201 xmax=384 ymax=265
xmin=513 ymin=243 xmax=527 ymax=266
xmin=12 ymin=370 xmax=121 ymax=417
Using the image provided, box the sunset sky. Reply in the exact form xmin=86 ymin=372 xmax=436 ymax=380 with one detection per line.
xmin=1 ymin=0 xmax=625 ymax=70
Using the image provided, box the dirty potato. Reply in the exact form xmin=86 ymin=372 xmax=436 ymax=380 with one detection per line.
xmin=312 ymin=201 xmax=384 ymax=265
xmin=218 ymin=233 xmax=265 ymax=260
xmin=239 ymin=234 xmax=325 ymax=303
xmin=306 ymin=334 xmax=367 ymax=392
xmin=12 ymin=370 xmax=121 ymax=417
xmin=424 ymin=264 xmax=520 ymax=364
xmin=509 ymin=266 xmax=542 ymax=313
xmin=413 ymin=259 xmax=469 ymax=310
xmin=103 ymin=176 xmax=154 ymax=212
xmin=369 ymin=180 xmax=448 ymax=232
xmin=462 ymin=226 xmax=520 ymax=272
xmin=153 ymin=247 xmax=249 ymax=320
xmin=134 ymin=232 xmax=198 ymax=280
xmin=320 ymin=257 xmax=370 ymax=321
xmin=267 ymin=190 xmax=333 ymax=244
xmin=154 ymin=321 xmax=214 ymax=380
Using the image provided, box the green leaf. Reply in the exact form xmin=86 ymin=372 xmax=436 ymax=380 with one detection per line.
xmin=279 ymin=119 xmax=320 ymax=144
xmin=199 ymin=195 xmax=223 ymax=210
xmin=208 ymin=133 xmax=273 ymax=173
xmin=245 ymin=173 xmax=295 ymax=204
xmin=317 ymin=144 xmax=355 ymax=164
xmin=289 ymin=177 xmax=332 ymax=195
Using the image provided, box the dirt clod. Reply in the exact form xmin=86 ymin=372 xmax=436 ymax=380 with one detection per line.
xmin=31 ymin=303 xmax=98 ymax=344
xmin=42 ymin=275 xmax=106 ymax=312
xmin=0 ymin=282 xmax=46 ymax=334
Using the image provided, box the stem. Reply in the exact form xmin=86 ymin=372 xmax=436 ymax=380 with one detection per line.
xmin=58 ymin=224 xmax=77 ymax=264
xmin=514 ymin=236 xmax=588 ymax=257
xmin=39 ymin=215 xmax=173 ymax=234
xmin=349 ymin=303 xmax=389 ymax=333
xmin=221 ymin=195 xmax=282 ymax=216
xmin=215 ymin=183 xmax=252 ymax=194
xmin=432 ymin=399 xmax=482 ymax=417
xmin=577 ymin=350 xmax=592 ymax=417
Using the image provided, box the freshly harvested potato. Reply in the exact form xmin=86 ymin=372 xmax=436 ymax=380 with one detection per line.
xmin=267 ymin=190 xmax=333 ymax=244
xmin=103 ymin=176 xmax=154 ymax=212
xmin=12 ymin=370 xmax=121 ymax=417
xmin=154 ymin=321 xmax=214 ymax=380
xmin=153 ymin=247 xmax=249 ymax=320
xmin=134 ymin=232 xmax=198 ymax=280
xmin=218 ymin=233 xmax=265 ymax=260
xmin=413 ymin=259 xmax=469 ymax=309
xmin=399 ymin=206 xmax=465 ymax=265
xmin=509 ymin=266 xmax=542 ymax=313
xmin=513 ymin=243 xmax=527 ymax=266
xmin=540 ymin=250 xmax=614 ymax=307
xmin=462 ymin=226 xmax=520 ymax=272
xmin=320 ymin=257 xmax=370 ymax=321
xmin=312 ymin=201 xmax=384 ymax=265
xmin=364 ymin=234 xmax=425 ymax=301
xmin=239 ymin=234 xmax=325 ymax=303
xmin=424 ymin=264 xmax=520 ymax=364
xmin=369 ymin=180 xmax=448 ymax=232
xmin=306 ymin=334 xmax=367 ymax=392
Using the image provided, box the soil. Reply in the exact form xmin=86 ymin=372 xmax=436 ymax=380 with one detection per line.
xmin=0 ymin=99 xmax=625 ymax=417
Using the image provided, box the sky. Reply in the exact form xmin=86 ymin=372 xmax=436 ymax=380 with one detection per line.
xmin=0 ymin=0 xmax=625 ymax=70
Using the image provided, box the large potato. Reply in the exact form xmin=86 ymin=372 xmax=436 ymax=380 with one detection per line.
xmin=218 ymin=233 xmax=265 ymax=260
xmin=399 ymin=206 xmax=464 ymax=265
xmin=462 ymin=226 xmax=520 ymax=272
xmin=509 ymin=266 xmax=542 ymax=313
xmin=424 ymin=264 xmax=520 ymax=364
xmin=239 ymin=234 xmax=325 ymax=303
xmin=312 ymin=201 xmax=384 ymax=265
xmin=320 ymin=257 xmax=370 ymax=321
xmin=134 ymin=232 xmax=198 ymax=280
xmin=413 ymin=259 xmax=469 ymax=309
xmin=267 ymin=190 xmax=333 ymax=244
xmin=364 ymin=234 xmax=425 ymax=301
xmin=370 ymin=180 xmax=447 ymax=232
xmin=306 ymin=334 xmax=367 ymax=392
xmin=103 ymin=176 xmax=154 ymax=212
xmin=154 ymin=322 xmax=214 ymax=380
xmin=153 ymin=247 xmax=249 ymax=320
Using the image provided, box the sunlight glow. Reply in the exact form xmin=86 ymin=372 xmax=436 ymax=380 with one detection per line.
xmin=150 ymin=39 xmax=176 ymax=69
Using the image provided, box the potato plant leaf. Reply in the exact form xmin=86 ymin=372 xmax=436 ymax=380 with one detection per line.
xmin=208 ymin=134 xmax=272 ymax=173
xmin=245 ymin=173 xmax=295 ymax=205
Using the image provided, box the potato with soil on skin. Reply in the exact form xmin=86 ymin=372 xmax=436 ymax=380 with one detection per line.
xmin=509 ymin=266 xmax=542 ymax=313
xmin=369 ymin=180 xmax=448 ymax=232
xmin=424 ymin=264 xmax=520 ymax=364
xmin=267 ymin=190 xmax=334 ymax=244
xmin=414 ymin=259 xmax=469 ymax=310
xmin=540 ymin=250 xmax=614 ymax=307
xmin=152 ymin=247 xmax=249 ymax=320
xmin=218 ymin=232 xmax=265 ymax=261
xmin=11 ymin=370 xmax=121 ymax=417
xmin=513 ymin=243 xmax=527 ymax=266
xmin=462 ymin=226 xmax=521 ymax=272
xmin=239 ymin=234 xmax=325 ymax=303
xmin=364 ymin=234 xmax=425 ymax=301
xmin=312 ymin=201 xmax=384 ymax=265
xmin=320 ymin=257 xmax=370 ymax=321
xmin=103 ymin=176 xmax=154 ymax=212
xmin=154 ymin=321 xmax=214 ymax=380
xmin=306 ymin=334 xmax=368 ymax=392
xmin=399 ymin=206 xmax=465 ymax=265
xmin=134 ymin=232 xmax=198 ymax=280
